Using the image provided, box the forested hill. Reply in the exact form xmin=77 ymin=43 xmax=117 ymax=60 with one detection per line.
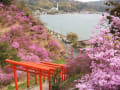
xmin=23 ymin=0 xmax=107 ymax=12
xmin=87 ymin=0 xmax=107 ymax=12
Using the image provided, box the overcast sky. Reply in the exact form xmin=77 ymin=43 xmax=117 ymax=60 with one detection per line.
xmin=75 ymin=0 xmax=100 ymax=2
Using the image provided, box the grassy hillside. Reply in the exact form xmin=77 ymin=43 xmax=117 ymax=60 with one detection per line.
xmin=0 ymin=2 xmax=66 ymax=87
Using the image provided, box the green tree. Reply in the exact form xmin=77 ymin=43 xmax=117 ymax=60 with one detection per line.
xmin=66 ymin=32 xmax=78 ymax=42
xmin=105 ymin=0 xmax=120 ymax=34
xmin=105 ymin=0 xmax=120 ymax=18
xmin=0 ymin=0 xmax=12 ymax=5
xmin=59 ymin=2 xmax=72 ymax=12
xmin=50 ymin=68 xmax=61 ymax=90
xmin=37 ymin=0 xmax=53 ymax=9
xmin=0 ymin=41 xmax=21 ymax=68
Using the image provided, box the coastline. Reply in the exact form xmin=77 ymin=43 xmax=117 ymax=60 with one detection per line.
xmin=34 ymin=10 xmax=104 ymax=16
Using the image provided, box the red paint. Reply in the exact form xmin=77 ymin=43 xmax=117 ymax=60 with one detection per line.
xmin=71 ymin=47 xmax=73 ymax=57
xmin=62 ymin=70 xmax=63 ymax=81
xmin=43 ymin=74 xmax=45 ymax=81
xmin=48 ymin=71 xmax=51 ymax=90
xmin=13 ymin=65 xmax=18 ymax=90
xmin=35 ymin=73 xmax=37 ymax=84
xmin=26 ymin=69 xmax=29 ymax=87
xmin=39 ymin=71 xmax=42 ymax=90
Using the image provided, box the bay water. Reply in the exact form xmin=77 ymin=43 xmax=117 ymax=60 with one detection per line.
xmin=40 ymin=14 xmax=102 ymax=40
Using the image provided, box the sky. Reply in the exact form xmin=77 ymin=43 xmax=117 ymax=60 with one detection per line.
xmin=75 ymin=0 xmax=100 ymax=2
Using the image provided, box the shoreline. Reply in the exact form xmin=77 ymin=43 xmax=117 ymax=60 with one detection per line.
xmin=34 ymin=11 xmax=104 ymax=16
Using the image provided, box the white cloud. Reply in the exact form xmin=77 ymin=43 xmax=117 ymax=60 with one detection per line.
xmin=75 ymin=0 xmax=100 ymax=2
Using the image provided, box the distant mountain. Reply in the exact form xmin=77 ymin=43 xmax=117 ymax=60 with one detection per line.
xmin=23 ymin=0 xmax=107 ymax=12
xmin=88 ymin=1 xmax=105 ymax=5
xmin=88 ymin=1 xmax=107 ymax=9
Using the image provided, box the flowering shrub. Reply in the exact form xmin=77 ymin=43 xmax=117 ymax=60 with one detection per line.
xmin=31 ymin=25 xmax=41 ymax=31
xmin=22 ymin=53 xmax=40 ymax=63
xmin=48 ymin=39 xmax=61 ymax=50
xmin=66 ymin=54 xmax=91 ymax=76
xmin=12 ymin=41 xmax=19 ymax=48
xmin=75 ymin=15 xmax=120 ymax=90
xmin=0 ymin=69 xmax=22 ymax=85
xmin=43 ymin=58 xmax=52 ymax=62
xmin=0 ymin=73 xmax=14 ymax=85
xmin=29 ymin=44 xmax=49 ymax=59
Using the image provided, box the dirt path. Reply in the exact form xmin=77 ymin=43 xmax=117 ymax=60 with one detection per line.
xmin=25 ymin=81 xmax=76 ymax=90
xmin=26 ymin=81 xmax=49 ymax=90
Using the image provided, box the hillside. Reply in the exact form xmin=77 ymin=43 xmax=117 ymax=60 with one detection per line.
xmin=87 ymin=0 xmax=107 ymax=12
xmin=23 ymin=0 xmax=106 ymax=12
xmin=0 ymin=2 xmax=65 ymax=86
xmin=0 ymin=3 xmax=65 ymax=61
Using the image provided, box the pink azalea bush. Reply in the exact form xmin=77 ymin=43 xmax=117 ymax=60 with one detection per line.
xmin=48 ymin=39 xmax=61 ymax=50
xmin=29 ymin=44 xmax=49 ymax=59
xmin=0 ymin=70 xmax=22 ymax=85
xmin=0 ymin=73 xmax=14 ymax=85
xmin=31 ymin=25 xmax=41 ymax=31
xmin=12 ymin=41 xmax=19 ymax=48
xmin=66 ymin=54 xmax=91 ymax=76
xmin=75 ymin=15 xmax=120 ymax=90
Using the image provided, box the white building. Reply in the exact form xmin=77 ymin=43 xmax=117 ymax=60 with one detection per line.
xmin=50 ymin=2 xmax=59 ymax=11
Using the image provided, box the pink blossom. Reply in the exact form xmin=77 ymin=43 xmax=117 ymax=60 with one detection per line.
xmin=31 ymin=25 xmax=41 ymax=31
xmin=0 ymin=3 xmax=3 ymax=7
xmin=48 ymin=39 xmax=61 ymax=49
xmin=43 ymin=58 xmax=52 ymax=62
xmin=12 ymin=41 xmax=19 ymax=48
xmin=11 ymin=25 xmax=23 ymax=31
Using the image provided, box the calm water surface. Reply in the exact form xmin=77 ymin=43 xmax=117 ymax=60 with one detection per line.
xmin=40 ymin=14 xmax=102 ymax=40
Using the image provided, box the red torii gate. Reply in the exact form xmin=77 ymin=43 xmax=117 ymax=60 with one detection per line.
xmin=5 ymin=59 xmax=66 ymax=90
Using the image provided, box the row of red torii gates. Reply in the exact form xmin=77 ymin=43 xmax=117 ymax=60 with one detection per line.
xmin=6 ymin=59 xmax=67 ymax=90
xmin=5 ymin=47 xmax=81 ymax=90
